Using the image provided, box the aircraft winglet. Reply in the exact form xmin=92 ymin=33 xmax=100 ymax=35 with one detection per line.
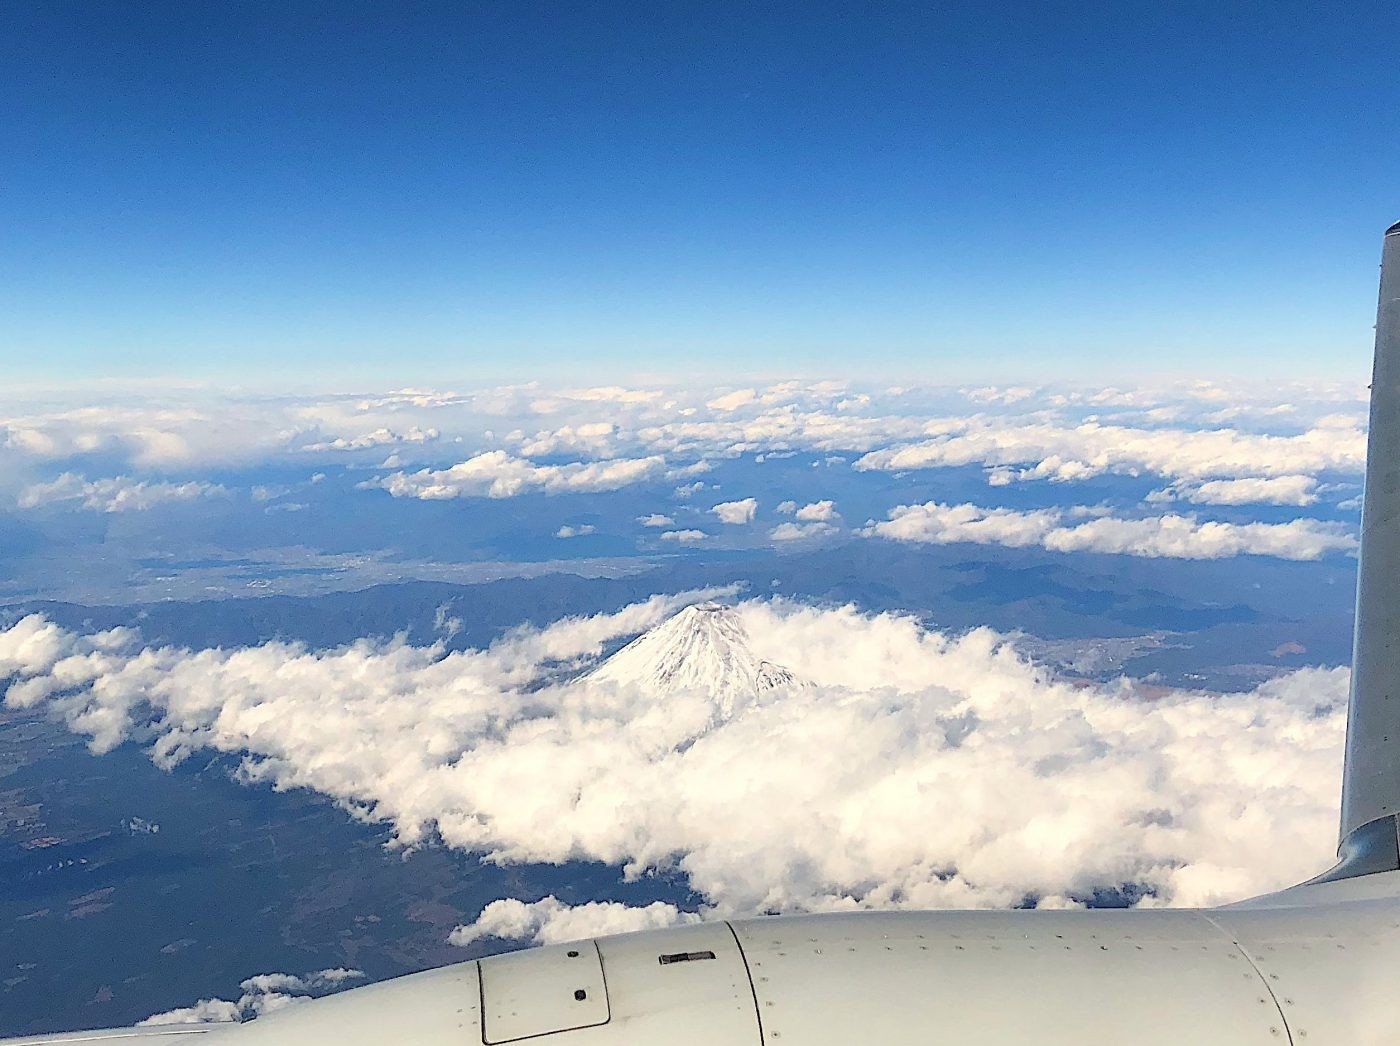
xmin=1328 ymin=222 xmax=1400 ymax=881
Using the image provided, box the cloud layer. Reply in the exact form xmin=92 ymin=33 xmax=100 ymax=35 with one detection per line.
xmin=2 ymin=381 xmax=1368 ymax=572
xmin=3 ymin=378 xmax=1366 ymax=487
xmin=139 ymin=969 xmax=364 ymax=1026
xmin=19 ymin=473 xmax=227 ymax=513
xmin=366 ymin=450 xmax=667 ymax=500
xmin=448 ymin=897 xmax=698 ymax=948
xmin=1155 ymin=475 xmax=1320 ymax=507
xmin=1 ymin=596 xmax=1347 ymax=920
xmin=865 ymin=502 xmax=1356 ymax=560
xmin=855 ymin=416 xmax=1365 ymax=485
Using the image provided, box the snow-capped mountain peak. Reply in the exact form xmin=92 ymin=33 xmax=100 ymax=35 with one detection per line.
xmin=588 ymin=602 xmax=799 ymax=717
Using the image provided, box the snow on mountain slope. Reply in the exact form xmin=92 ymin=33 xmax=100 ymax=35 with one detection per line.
xmin=587 ymin=602 xmax=801 ymax=718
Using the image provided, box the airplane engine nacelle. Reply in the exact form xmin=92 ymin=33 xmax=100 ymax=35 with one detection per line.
xmin=199 ymin=888 xmax=1400 ymax=1046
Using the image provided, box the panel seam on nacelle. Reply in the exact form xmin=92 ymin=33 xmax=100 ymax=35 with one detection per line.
xmin=724 ymin=923 xmax=766 ymax=1046
xmin=1200 ymin=914 xmax=1295 ymax=1046
xmin=477 ymin=942 xmax=612 ymax=1044
xmin=476 ymin=961 xmax=487 ymax=1046
xmin=593 ymin=939 xmax=614 ymax=1033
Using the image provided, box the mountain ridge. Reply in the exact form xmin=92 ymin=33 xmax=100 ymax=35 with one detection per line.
xmin=587 ymin=602 xmax=800 ymax=717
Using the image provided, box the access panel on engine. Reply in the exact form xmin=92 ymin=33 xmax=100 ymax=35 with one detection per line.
xmin=480 ymin=940 xmax=610 ymax=1043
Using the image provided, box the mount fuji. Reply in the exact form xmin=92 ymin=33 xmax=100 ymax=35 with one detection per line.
xmin=587 ymin=602 xmax=802 ymax=718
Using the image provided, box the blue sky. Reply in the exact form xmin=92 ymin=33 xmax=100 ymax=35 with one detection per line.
xmin=2 ymin=1 xmax=1397 ymax=383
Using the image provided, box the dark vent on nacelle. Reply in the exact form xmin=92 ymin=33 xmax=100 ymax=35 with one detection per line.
xmin=658 ymin=950 xmax=716 ymax=965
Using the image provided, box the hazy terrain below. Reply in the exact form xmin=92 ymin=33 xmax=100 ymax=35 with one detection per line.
xmin=0 ymin=538 xmax=1357 ymax=1035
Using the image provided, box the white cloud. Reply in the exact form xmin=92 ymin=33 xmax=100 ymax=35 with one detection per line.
xmin=867 ymin=502 xmax=1061 ymax=550
xmin=140 ymin=969 xmax=364 ymax=1026
xmin=963 ymin=385 xmax=1038 ymax=406
xmin=300 ymin=426 xmax=439 ymax=452
xmin=776 ymin=500 xmax=798 ymax=514
xmin=0 ymin=598 xmax=1349 ymax=915
xmin=632 ymin=408 xmax=925 ymax=459
xmin=516 ymin=422 xmax=618 ymax=458
xmin=711 ymin=498 xmax=758 ymax=525
xmin=769 ymin=522 xmax=839 ymax=542
xmin=351 ymin=388 xmax=468 ymax=411
xmin=0 ymin=380 xmax=1366 ymax=489
xmin=855 ymin=419 xmax=1366 ymax=485
xmin=665 ymin=460 xmax=713 ymax=479
xmin=794 ymin=500 xmax=837 ymax=522
xmin=449 ymin=897 xmax=700 ymax=948
xmin=705 ymin=389 xmax=758 ymax=411
xmin=1170 ymin=475 xmax=1319 ymax=507
xmin=1 ymin=404 xmax=286 ymax=468
xmin=556 ymin=524 xmax=596 ymax=538
xmin=519 ymin=387 xmax=667 ymax=416
xmin=637 ymin=513 xmax=675 ymax=527
xmin=367 ymin=451 xmax=666 ymax=500
xmin=17 ymin=473 xmax=228 ymax=513
xmin=142 ymin=998 xmax=245 ymax=1025
xmin=864 ymin=502 xmax=1356 ymax=561
xmin=563 ymin=387 xmax=665 ymax=405
xmin=660 ymin=529 xmax=708 ymax=544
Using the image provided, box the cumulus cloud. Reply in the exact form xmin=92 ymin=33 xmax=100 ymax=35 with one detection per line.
xmin=855 ymin=418 xmax=1366 ymax=485
xmin=250 ymin=484 xmax=289 ymax=503
xmin=864 ymin=502 xmax=1356 ymax=561
xmin=711 ymin=498 xmax=758 ymax=525
xmin=351 ymin=388 xmax=469 ymax=412
xmin=449 ymin=897 xmax=700 ymax=948
xmin=366 ymin=451 xmax=666 ymax=500
xmin=560 ymin=387 xmax=664 ymax=405
xmin=300 ymin=426 xmax=439 ymax=452
xmin=769 ymin=522 xmax=839 ymax=542
xmin=637 ymin=513 xmax=675 ymax=527
xmin=963 ymin=385 xmax=1039 ymax=406
xmin=1150 ymin=475 xmax=1320 ymax=507
xmin=555 ymin=524 xmax=596 ymax=538
xmin=660 ymin=529 xmax=707 ymax=544
xmin=632 ymin=408 xmax=925 ymax=459
xmin=705 ymin=389 xmax=758 ymax=412
xmin=18 ymin=473 xmax=228 ymax=512
xmin=516 ymin=422 xmax=619 ymax=458
xmin=521 ymin=387 xmax=665 ymax=415
xmin=1 ymin=404 xmax=289 ymax=468
xmin=139 ymin=969 xmax=364 ymax=1026
xmin=0 ymin=597 xmax=1348 ymax=915
xmin=794 ymin=500 xmax=838 ymax=522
